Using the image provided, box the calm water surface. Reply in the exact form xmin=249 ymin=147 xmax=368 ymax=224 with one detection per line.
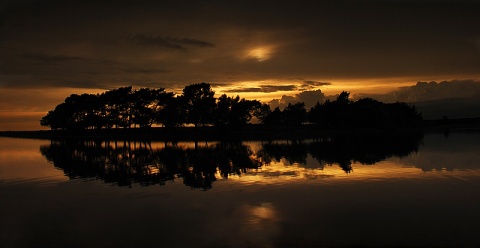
xmin=1 ymin=131 xmax=480 ymax=248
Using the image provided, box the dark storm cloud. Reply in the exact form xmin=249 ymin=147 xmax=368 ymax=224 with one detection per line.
xmin=128 ymin=34 xmax=215 ymax=50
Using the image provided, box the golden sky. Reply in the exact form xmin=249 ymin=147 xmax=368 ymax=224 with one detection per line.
xmin=1 ymin=0 xmax=480 ymax=130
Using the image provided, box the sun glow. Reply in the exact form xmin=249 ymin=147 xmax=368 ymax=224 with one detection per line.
xmin=246 ymin=46 xmax=273 ymax=61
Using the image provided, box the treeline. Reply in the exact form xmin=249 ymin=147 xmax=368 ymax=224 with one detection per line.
xmin=40 ymin=83 xmax=422 ymax=130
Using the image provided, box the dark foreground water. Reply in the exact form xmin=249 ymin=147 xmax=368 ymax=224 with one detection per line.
xmin=1 ymin=131 xmax=480 ymax=248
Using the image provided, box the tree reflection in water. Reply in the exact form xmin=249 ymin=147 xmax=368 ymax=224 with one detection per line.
xmin=40 ymin=131 xmax=423 ymax=188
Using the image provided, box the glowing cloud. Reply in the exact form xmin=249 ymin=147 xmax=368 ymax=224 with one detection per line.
xmin=246 ymin=46 xmax=273 ymax=61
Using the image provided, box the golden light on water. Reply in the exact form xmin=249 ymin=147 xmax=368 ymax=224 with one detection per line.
xmin=251 ymin=203 xmax=276 ymax=220
xmin=0 ymin=138 xmax=67 ymax=184
xmin=220 ymin=157 xmax=480 ymax=186
xmin=2 ymin=136 xmax=480 ymax=190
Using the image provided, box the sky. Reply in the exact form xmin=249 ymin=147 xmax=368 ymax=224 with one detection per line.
xmin=1 ymin=0 xmax=480 ymax=130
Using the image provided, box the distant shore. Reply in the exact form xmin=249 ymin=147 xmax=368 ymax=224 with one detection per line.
xmin=1 ymin=118 xmax=480 ymax=140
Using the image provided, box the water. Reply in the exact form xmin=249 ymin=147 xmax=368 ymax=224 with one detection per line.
xmin=1 ymin=131 xmax=480 ymax=247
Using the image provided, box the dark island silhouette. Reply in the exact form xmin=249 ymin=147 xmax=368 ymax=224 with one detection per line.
xmin=2 ymin=82 xmax=479 ymax=140
xmin=39 ymin=82 xmax=423 ymax=132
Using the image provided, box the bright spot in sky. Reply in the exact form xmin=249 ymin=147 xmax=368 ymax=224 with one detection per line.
xmin=246 ymin=47 xmax=272 ymax=61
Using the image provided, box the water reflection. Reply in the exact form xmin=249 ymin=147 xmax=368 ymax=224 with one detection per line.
xmin=40 ymin=140 xmax=263 ymax=189
xmin=40 ymin=131 xmax=424 ymax=189
xmin=263 ymin=132 xmax=421 ymax=173
xmin=402 ymin=131 xmax=480 ymax=172
xmin=3 ymin=133 xmax=480 ymax=247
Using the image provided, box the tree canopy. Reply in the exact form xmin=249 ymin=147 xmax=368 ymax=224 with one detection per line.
xmin=40 ymin=84 xmax=422 ymax=131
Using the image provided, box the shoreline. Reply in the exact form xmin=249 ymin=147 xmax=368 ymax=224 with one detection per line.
xmin=1 ymin=118 xmax=480 ymax=140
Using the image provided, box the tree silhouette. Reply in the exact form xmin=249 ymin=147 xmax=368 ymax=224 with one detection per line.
xmin=156 ymin=95 xmax=185 ymax=127
xmin=323 ymin=91 xmax=351 ymax=128
xmin=307 ymin=91 xmax=422 ymax=128
xmin=40 ymin=103 xmax=74 ymax=130
xmin=130 ymin=88 xmax=156 ymax=128
xmin=215 ymin=94 xmax=234 ymax=127
xmin=351 ymin=98 xmax=387 ymax=127
xmin=214 ymin=94 xmax=261 ymax=127
xmin=261 ymin=107 xmax=283 ymax=126
xmin=307 ymin=101 xmax=322 ymax=125
xmin=100 ymin=86 xmax=133 ymax=129
xmin=337 ymin=91 xmax=351 ymax=105
xmin=385 ymin=102 xmax=423 ymax=127
xmin=130 ymin=88 xmax=173 ymax=128
xmin=181 ymin=83 xmax=216 ymax=127
xmin=40 ymin=93 xmax=102 ymax=130
xmin=40 ymin=85 xmax=423 ymax=131
xmin=253 ymin=103 xmax=273 ymax=125
xmin=283 ymin=102 xmax=307 ymax=127
xmin=255 ymin=102 xmax=307 ymax=127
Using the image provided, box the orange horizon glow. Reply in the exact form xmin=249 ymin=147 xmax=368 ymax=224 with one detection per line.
xmin=212 ymin=78 xmax=424 ymax=103
xmin=0 ymin=76 xmax=478 ymax=131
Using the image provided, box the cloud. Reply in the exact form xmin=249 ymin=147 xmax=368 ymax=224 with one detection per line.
xmin=2 ymin=1 xmax=480 ymax=88
xmin=122 ymin=68 xmax=170 ymax=74
xmin=226 ymin=85 xmax=297 ymax=93
xmin=19 ymin=52 xmax=122 ymax=68
xmin=128 ymin=34 xmax=215 ymax=50
xmin=393 ymin=80 xmax=480 ymax=102
xmin=268 ymin=90 xmax=326 ymax=110
xmin=355 ymin=80 xmax=480 ymax=103
xmin=2 ymin=0 xmax=480 ymax=129
xmin=296 ymin=90 xmax=326 ymax=108
xmin=352 ymin=80 xmax=480 ymax=119
xmin=173 ymin=37 xmax=215 ymax=48
xmin=301 ymin=80 xmax=331 ymax=87
xmin=21 ymin=53 xmax=84 ymax=63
